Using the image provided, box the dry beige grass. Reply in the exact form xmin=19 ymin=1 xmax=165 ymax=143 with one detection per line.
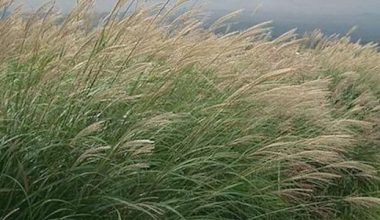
xmin=0 ymin=1 xmax=379 ymax=219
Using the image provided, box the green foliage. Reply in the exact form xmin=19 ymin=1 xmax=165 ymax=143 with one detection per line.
xmin=1 ymin=3 xmax=380 ymax=219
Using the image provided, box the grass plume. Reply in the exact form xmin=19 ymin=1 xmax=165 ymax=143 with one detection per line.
xmin=0 ymin=1 xmax=380 ymax=219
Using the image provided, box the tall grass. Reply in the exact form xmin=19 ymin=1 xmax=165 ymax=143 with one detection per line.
xmin=1 ymin=0 xmax=380 ymax=219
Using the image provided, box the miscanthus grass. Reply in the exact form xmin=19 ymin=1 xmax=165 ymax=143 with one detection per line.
xmin=1 ymin=0 xmax=380 ymax=219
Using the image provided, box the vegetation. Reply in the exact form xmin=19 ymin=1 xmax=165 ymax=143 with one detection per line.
xmin=0 ymin=1 xmax=379 ymax=219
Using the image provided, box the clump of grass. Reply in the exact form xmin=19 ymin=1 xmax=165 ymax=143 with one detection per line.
xmin=1 ymin=1 xmax=380 ymax=219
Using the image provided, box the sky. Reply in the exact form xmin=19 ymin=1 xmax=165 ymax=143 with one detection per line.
xmin=14 ymin=0 xmax=380 ymax=42
xmin=18 ymin=0 xmax=380 ymax=14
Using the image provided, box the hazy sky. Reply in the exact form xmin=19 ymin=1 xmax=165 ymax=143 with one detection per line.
xmin=14 ymin=0 xmax=380 ymax=42
xmin=18 ymin=0 xmax=380 ymax=14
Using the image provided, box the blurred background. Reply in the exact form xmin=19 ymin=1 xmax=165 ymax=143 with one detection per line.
xmin=16 ymin=0 xmax=380 ymax=43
